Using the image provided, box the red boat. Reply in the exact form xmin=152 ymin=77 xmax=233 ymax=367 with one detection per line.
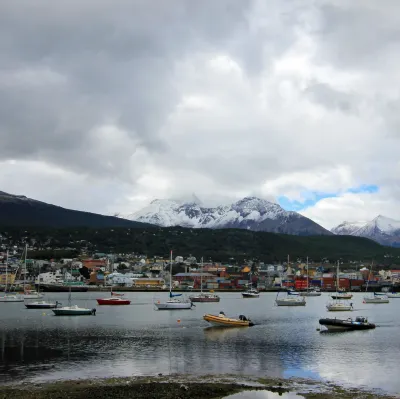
xmin=96 ymin=297 xmax=131 ymax=305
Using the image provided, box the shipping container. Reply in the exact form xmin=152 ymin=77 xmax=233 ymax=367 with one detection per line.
xmin=237 ymin=280 xmax=248 ymax=285
xmin=349 ymin=279 xmax=364 ymax=287
xmin=310 ymin=279 xmax=322 ymax=286
xmin=282 ymin=281 xmax=295 ymax=288
xmin=207 ymin=283 xmax=219 ymax=289
xmin=295 ymin=281 xmax=308 ymax=289
xmin=338 ymin=278 xmax=350 ymax=289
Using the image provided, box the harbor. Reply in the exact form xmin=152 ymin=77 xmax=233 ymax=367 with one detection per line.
xmin=0 ymin=291 xmax=399 ymax=396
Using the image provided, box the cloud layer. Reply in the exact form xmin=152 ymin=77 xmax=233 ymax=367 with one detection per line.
xmin=1 ymin=0 xmax=400 ymax=229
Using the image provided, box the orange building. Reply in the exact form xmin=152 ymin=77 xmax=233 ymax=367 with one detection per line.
xmin=82 ymin=259 xmax=107 ymax=270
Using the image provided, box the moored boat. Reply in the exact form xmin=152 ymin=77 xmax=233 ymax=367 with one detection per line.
xmin=363 ymin=294 xmax=389 ymax=304
xmin=242 ymin=288 xmax=260 ymax=298
xmin=25 ymin=300 xmax=61 ymax=309
xmin=387 ymin=292 xmax=400 ymax=298
xmin=189 ymin=258 xmax=220 ymax=303
xmin=190 ymin=293 xmax=220 ymax=303
xmin=319 ymin=316 xmax=375 ymax=331
xmin=154 ymin=250 xmax=193 ymax=310
xmin=52 ymin=305 xmax=96 ymax=316
xmin=301 ymin=257 xmax=322 ymax=297
xmin=203 ymin=311 xmax=254 ymax=327
xmin=326 ymin=302 xmax=353 ymax=311
xmin=96 ymin=297 xmax=131 ymax=305
xmin=275 ymin=291 xmax=306 ymax=306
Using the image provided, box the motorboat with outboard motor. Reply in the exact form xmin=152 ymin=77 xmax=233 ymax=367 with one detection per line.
xmin=319 ymin=316 xmax=376 ymax=331
xmin=203 ymin=311 xmax=254 ymax=327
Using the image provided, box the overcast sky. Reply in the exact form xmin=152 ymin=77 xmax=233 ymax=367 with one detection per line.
xmin=1 ymin=0 xmax=400 ymax=229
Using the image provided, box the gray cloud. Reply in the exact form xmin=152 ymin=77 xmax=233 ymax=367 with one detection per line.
xmin=0 ymin=0 xmax=400 ymax=228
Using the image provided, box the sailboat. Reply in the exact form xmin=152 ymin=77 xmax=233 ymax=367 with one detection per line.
xmin=241 ymin=268 xmax=260 ymax=298
xmin=326 ymin=261 xmax=353 ymax=311
xmin=363 ymin=262 xmax=389 ymax=304
xmin=189 ymin=257 xmax=220 ymax=302
xmin=154 ymin=251 xmax=193 ymax=310
xmin=330 ymin=262 xmax=353 ymax=300
xmin=275 ymin=290 xmax=306 ymax=306
xmin=301 ymin=257 xmax=321 ymax=297
xmin=52 ymin=265 xmax=96 ymax=315
xmin=22 ymin=244 xmax=44 ymax=299
xmin=0 ymin=251 xmax=24 ymax=302
xmin=96 ymin=278 xmax=131 ymax=305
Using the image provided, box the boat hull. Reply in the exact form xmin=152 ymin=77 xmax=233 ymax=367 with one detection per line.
xmin=331 ymin=294 xmax=353 ymax=300
xmin=319 ymin=318 xmax=376 ymax=331
xmin=36 ymin=284 xmax=88 ymax=292
xmin=275 ymin=299 xmax=306 ymax=306
xmin=155 ymin=301 xmax=192 ymax=310
xmin=25 ymin=302 xmax=58 ymax=309
xmin=52 ymin=307 xmax=95 ymax=316
xmin=363 ymin=298 xmax=389 ymax=304
xmin=301 ymin=292 xmax=321 ymax=297
xmin=241 ymin=293 xmax=260 ymax=298
xmin=203 ymin=314 xmax=253 ymax=327
xmin=0 ymin=295 xmax=24 ymax=302
xmin=387 ymin=293 xmax=400 ymax=298
xmin=96 ymin=299 xmax=131 ymax=305
xmin=326 ymin=305 xmax=353 ymax=311
xmin=190 ymin=296 xmax=220 ymax=303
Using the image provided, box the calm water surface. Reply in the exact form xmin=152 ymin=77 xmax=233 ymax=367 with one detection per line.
xmin=0 ymin=292 xmax=399 ymax=394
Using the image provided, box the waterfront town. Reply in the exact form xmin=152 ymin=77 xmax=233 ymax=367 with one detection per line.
xmin=1 ymin=245 xmax=399 ymax=292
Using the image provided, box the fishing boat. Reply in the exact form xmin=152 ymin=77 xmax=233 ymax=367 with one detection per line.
xmin=275 ymin=291 xmax=306 ymax=306
xmin=0 ymin=251 xmax=24 ymax=303
xmin=52 ymin=265 xmax=96 ymax=316
xmin=190 ymin=258 xmax=220 ymax=303
xmin=25 ymin=300 xmax=61 ymax=309
xmin=154 ymin=251 xmax=193 ymax=310
xmin=301 ymin=257 xmax=321 ymax=296
xmin=363 ymin=262 xmax=389 ymax=304
xmin=326 ymin=261 xmax=353 ymax=312
xmin=203 ymin=311 xmax=254 ymax=327
xmin=241 ymin=271 xmax=259 ymax=298
xmin=319 ymin=316 xmax=376 ymax=332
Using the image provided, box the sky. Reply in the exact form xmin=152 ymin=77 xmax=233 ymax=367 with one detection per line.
xmin=1 ymin=0 xmax=400 ymax=230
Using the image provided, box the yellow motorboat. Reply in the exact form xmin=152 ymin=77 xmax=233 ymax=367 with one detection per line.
xmin=203 ymin=311 xmax=254 ymax=327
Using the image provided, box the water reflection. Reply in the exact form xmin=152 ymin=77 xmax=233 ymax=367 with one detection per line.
xmin=224 ymin=391 xmax=304 ymax=398
xmin=0 ymin=292 xmax=399 ymax=394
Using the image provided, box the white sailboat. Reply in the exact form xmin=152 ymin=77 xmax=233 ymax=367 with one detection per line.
xmin=363 ymin=262 xmax=389 ymax=304
xmin=22 ymin=244 xmax=44 ymax=300
xmin=154 ymin=251 xmax=193 ymax=310
xmin=242 ymin=267 xmax=260 ymax=298
xmin=0 ymin=251 xmax=24 ymax=302
xmin=189 ymin=257 xmax=220 ymax=302
xmin=52 ymin=264 xmax=96 ymax=316
xmin=326 ymin=261 xmax=353 ymax=311
xmin=301 ymin=257 xmax=321 ymax=296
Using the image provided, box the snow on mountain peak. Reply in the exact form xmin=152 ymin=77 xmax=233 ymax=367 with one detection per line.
xmin=125 ymin=196 xmax=330 ymax=235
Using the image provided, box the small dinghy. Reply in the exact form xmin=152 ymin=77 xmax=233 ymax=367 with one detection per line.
xmin=319 ymin=316 xmax=376 ymax=332
xmin=203 ymin=311 xmax=254 ymax=327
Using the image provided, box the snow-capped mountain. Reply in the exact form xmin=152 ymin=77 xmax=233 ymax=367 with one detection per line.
xmin=331 ymin=215 xmax=400 ymax=246
xmin=331 ymin=221 xmax=368 ymax=235
xmin=125 ymin=196 xmax=332 ymax=236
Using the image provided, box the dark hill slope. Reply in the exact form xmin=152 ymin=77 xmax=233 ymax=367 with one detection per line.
xmin=0 ymin=191 xmax=152 ymax=228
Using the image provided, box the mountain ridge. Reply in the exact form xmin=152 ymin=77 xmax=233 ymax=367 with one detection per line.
xmin=331 ymin=215 xmax=400 ymax=247
xmin=124 ymin=196 xmax=332 ymax=236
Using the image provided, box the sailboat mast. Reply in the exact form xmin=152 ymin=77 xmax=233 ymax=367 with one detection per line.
xmin=306 ymin=257 xmax=309 ymax=291
xmin=24 ymin=243 xmax=27 ymax=293
xmin=337 ymin=260 xmax=340 ymax=292
xmin=200 ymin=257 xmax=203 ymax=294
xmin=5 ymin=250 xmax=8 ymax=293
xmin=170 ymin=250 xmax=172 ymax=296
xmin=68 ymin=263 xmax=72 ymax=306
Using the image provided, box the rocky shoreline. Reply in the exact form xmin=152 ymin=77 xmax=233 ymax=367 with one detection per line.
xmin=0 ymin=374 xmax=397 ymax=399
